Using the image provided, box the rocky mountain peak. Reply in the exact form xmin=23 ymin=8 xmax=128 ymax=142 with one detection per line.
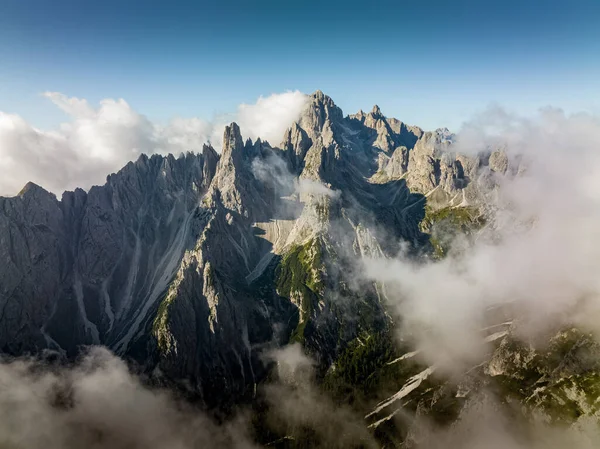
xmin=201 ymin=143 xmax=219 ymax=186
xmin=297 ymin=91 xmax=343 ymax=142
xmin=435 ymin=127 xmax=454 ymax=143
xmin=222 ymin=122 xmax=245 ymax=161
xmin=17 ymin=181 xmax=54 ymax=199
xmin=282 ymin=122 xmax=312 ymax=173
xmin=311 ymin=89 xmax=326 ymax=101
xmin=134 ymin=153 xmax=150 ymax=166
xmin=206 ymin=122 xmax=274 ymax=220
xmin=308 ymin=90 xmax=339 ymax=113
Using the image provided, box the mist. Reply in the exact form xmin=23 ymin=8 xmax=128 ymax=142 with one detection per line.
xmin=0 ymin=347 xmax=257 ymax=449
xmin=262 ymin=345 xmax=378 ymax=449
xmin=0 ymin=345 xmax=377 ymax=449
xmin=356 ymin=107 xmax=600 ymax=446
xmin=363 ymin=107 xmax=600 ymax=368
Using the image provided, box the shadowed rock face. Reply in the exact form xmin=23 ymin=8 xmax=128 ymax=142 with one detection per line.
xmin=0 ymin=91 xmax=508 ymax=409
xmin=0 ymin=150 xmax=218 ymax=355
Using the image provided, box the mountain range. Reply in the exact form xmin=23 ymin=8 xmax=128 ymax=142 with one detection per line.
xmin=1 ymin=91 xmax=598 ymax=448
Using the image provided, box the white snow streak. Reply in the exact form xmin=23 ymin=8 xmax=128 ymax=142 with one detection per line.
xmin=484 ymin=330 xmax=509 ymax=342
xmin=386 ymin=350 xmax=421 ymax=366
xmin=365 ymin=366 xmax=435 ymax=420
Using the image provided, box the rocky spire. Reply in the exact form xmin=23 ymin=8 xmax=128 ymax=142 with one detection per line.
xmin=221 ymin=123 xmax=245 ymax=166
xmin=202 ymin=143 xmax=219 ymax=186
xmin=296 ymin=90 xmax=343 ymax=144
xmin=282 ymin=122 xmax=311 ymax=173
xmin=206 ymin=122 xmax=274 ymax=220
xmin=371 ymin=104 xmax=383 ymax=117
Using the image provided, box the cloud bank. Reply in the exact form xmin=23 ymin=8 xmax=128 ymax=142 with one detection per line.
xmin=0 ymin=90 xmax=308 ymax=196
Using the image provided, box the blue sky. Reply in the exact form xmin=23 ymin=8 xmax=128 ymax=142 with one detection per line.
xmin=1 ymin=0 xmax=599 ymax=131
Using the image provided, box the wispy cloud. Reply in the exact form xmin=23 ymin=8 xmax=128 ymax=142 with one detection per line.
xmin=0 ymin=347 xmax=257 ymax=449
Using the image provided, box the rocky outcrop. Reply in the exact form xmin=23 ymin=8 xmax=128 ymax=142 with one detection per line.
xmin=0 ymin=183 xmax=67 ymax=353
xmin=349 ymin=105 xmax=422 ymax=154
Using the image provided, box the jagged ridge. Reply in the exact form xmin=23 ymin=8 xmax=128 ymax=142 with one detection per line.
xmin=0 ymin=90 xmax=523 ymax=424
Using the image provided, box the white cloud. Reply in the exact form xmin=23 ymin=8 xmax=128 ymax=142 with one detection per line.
xmin=264 ymin=345 xmax=378 ymax=448
xmin=251 ymin=150 xmax=339 ymax=200
xmin=297 ymin=178 xmax=340 ymax=199
xmin=0 ymin=347 xmax=256 ymax=449
xmin=42 ymin=92 xmax=95 ymax=118
xmin=0 ymin=91 xmax=308 ymax=196
xmin=363 ymin=107 xmax=600 ymax=372
xmin=235 ymin=91 xmax=308 ymax=145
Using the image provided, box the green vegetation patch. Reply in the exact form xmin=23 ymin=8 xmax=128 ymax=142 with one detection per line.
xmin=275 ymin=239 xmax=325 ymax=343
xmin=490 ymin=329 xmax=600 ymax=424
xmin=153 ymin=291 xmax=175 ymax=353
xmin=420 ymin=205 xmax=485 ymax=259
xmin=420 ymin=205 xmax=484 ymax=233
xmin=323 ymin=331 xmax=427 ymax=408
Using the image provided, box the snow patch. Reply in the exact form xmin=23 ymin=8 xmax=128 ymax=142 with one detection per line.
xmin=366 ymin=366 xmax=436 ymax=420
xmin=386 ymin=350 xmax=421 ymax=366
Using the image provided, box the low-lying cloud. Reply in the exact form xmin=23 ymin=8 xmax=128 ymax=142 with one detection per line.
xmin=0 ymin=344 xmax=375 ymax=449
xmin=0 ymin=347 xmax=256 ymax=449
xmin=410 ymin=394 xmax=600 ymax=449
xmin=251 ymin=151 xmax=340 ymax=201
xmin=0 ymin=90 xmax=308 ymax=196
xmin=263 ymin=345 xmax=378 ymax=449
